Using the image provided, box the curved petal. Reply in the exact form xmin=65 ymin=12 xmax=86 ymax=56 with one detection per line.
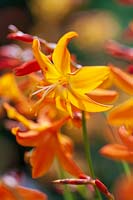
xmin=110 ymin=65 xmax=133 ymax=95
xmin=88 ymin=88 xmax=118 ymax=104
xmin=55 ymin=86 xmax=73 ymax=116
xmin=69 ymin=66 xmax=110 ymax=94
xmin=68 ymin=89 xmax=112 ymax=113
xmin=16 ymin=130 xmax=42 ymax=147
xmin=55 ymin=96 xmax=66 ymax=112
xmin=52 ymin=32 xmax=78 ymax=74
xmin=32 ymin=39 xmax=60 ymax=83
xmin=16 ymin=186 xmax=47 ymax=200
xmin=108 ymin=98 xmax=133 ymax=127
xmin=30 ymin=141 xmax=55 ymax=178
xmin=100 ymin=144 xmax=133 ymax=162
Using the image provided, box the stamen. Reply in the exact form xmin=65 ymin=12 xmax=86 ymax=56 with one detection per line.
xmin=32 ymin=83 xmax=57 ymax=105
xmin=31 ymin=85 xmax=52 ymax=96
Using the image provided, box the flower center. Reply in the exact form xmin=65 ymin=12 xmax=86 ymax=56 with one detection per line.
xmin=58 ymin=76 xmax=68 ymax=87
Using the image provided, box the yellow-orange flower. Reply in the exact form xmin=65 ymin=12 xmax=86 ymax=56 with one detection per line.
xmin=4 ymin=103 xmax=84 ymax=178
xmin=32 ymin=32 xmax=112 ymax=116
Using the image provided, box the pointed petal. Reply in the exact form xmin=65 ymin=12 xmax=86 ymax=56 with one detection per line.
xmin=69 ymin=66 xmax=110 ymax=94
xmin=57 ymin=150 xmax=84 ymax=177
xmin=100 ymin=144 xmax=133 ymax=162
xmin=30 ymin=142 xmax=55 ymax=178
xmin=55 ymin=86 xmax=73 ymax=116
xmin=52 ymin=32 xmax=78 ymax=74
xmin=108 ymin=98 xmax=133 ymax=128
xmin=110 ymin=66 xmax=133 ymax=95
xmin=56 ymin=135 xmax=84 ymax=177
xmin=67 ymin=89 xmax=112 ymax=112
xmin=16 ymin=186 xmax=47 ymax=200
xmin=88 ymin=88 xmax=118 ymax=104
xmin=55 ymin=96 xmax=66 ymax=112
xmin=32 ymin=39 xmax=60 ymax=82
xmin=16 ymin=129 xmax=42 ymax=147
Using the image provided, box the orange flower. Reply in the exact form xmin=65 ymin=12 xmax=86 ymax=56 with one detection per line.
xmin=4 ymin=103 xmax=84 ymax=178
xmin=0 ymin=174 xmax=47 ymax=200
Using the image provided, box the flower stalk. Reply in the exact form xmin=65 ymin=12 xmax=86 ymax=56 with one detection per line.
xmin=82 ymin=111 xmax=103 ymax=200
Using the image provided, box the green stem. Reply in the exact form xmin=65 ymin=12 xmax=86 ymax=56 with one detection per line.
xmin=82 ymin=111 xmax=102 ymax=200
xmin=82 ymin=111 xmax=95 ymax=177
xmin=59 ymin=166 xmax=74 ymax=200
xmin=122 ymin=161 xmax=131 ymax=177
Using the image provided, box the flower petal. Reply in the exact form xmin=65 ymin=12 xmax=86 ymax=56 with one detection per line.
xmin=88 ymin=88 xmax=118 ymax=104
xmin=4 ymin=103 xmax=36 ymax=129
xmin=110 ymin=65 xmax=133 ymax=95
xmin=7 ymin=32 xmax=34 ymax=43
xmin=58 ymin=133 xmax=73 ymax=156
xmin=100 ymin=144 xmax=133 ymax=162
xmin=55 ymin=96 xmax=66 ymax=112
xmin=30 ymin=141 xmax=55 ymax=178
xmin=32 ymin=39 xmax=60 ymax=82
xmin=14 ymin=59 xmax=40 ymax=76
xmin=118 ymin=126 xmax=133 ymax=150
xmin=69 ymin=66 xmax=110 ymax=94
xmin=16 ymin=129 xmax=43 ymax=147
xmin=52 ymin=32 xmax=78 ymax=74
xmin=56 ymin=135 xmax=84 ymax=177
xmin=54 ymin=86 xmax=73 ymax=116
xmin=16 ymin=186 xmax=47 ymax=200
xmin=108 ymin=98 xmax=133 ymax=128
xmin=114 ymin=175 xmax=133 ymax=200
xmin=0 ymin=184 xmax=15 ymax=200
xmin=68 ymin=89 xmax=112 ymax=112
xmin=0 ymin=73 xmax=25 ymax=102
